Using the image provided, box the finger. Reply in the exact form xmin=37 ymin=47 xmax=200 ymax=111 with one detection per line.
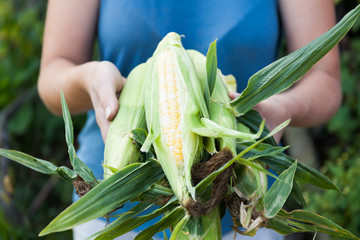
xmin=93 ymin=100 xmax=110 ymax=142
xmin=229 ymin=91 xmax=240 ymax=100
xmin=97 ymin=74 xmax=125 ymax=122
xmin=116 ymin=76 xmax=126 ymax=99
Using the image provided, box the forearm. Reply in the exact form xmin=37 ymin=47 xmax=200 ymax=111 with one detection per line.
xmin=252 ymin=62 xmax=341 ymax=144
xmin=277 ymin=0 xmax=341 ymax=128
xmin=276 ymin=67 xmax=341 ymax=127
xmin=38 ymin=58 xmax=95 ymax=115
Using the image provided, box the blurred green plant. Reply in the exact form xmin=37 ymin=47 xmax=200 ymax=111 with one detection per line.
xmin=326 ymin=38 xmax=360 ymax=157
xmin=305 ymin=4 xmax=360 ymax=239
xmin=0 ymin=0 xmax=85 ymax=239
xmin=0 ymin=1 xmax=43 ymax=108
xmin=305 ymin=153 xmax=360 ymax=240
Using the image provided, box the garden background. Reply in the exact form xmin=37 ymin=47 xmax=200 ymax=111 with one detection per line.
xmin=0 ymin=1 xmax=359 ymax=239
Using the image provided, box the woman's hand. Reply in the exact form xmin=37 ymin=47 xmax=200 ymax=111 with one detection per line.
xmin=228 ymin=0 xmax=341 ymax=143
xmin=252 ymin=97 xmax=290 ymax=144
xmin=85 ymin=61 xmax=126 ymax=141
xmin=38 ymin=1 xmax=128 ymax=142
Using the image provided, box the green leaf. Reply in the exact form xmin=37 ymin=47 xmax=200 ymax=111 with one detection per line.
xmin=60 ymin=91 xmax=97 ymax=184
xmin=243 ymin=145 xmax=289 ymax=161
xmin=39 ymin=160 xmax=164 ymax=236
xmin=237 ymin=142 xmax=339 ymax=191
xmin=0 ymin=148 xmax=76 ymax=182
xmin=274 ymin=209 xmax=360 ymax=239
xmin=131 ymin=128 xmax=148 ymax=146
xmin=286 ymin=181 xmax=307 ymax=209
xmin=264 ymin=161 xmax=297 ymax=218
xmin=188 ymin=113 xmax=265 ymax=141
xmin=267 ymin=215 xmax=311 ymax=235
xmin=195 ymin=120 xmax=289 ymax=194
xmin=206 ymin=39 xmax=218 ymax=97
xmin=170 ymin=214 xmax=189 ymax=240
xmin=139 ymin=184 xmax=174 ymax=199
xmin=134 ymin=206 xmax=185 ymax=240
xmin=237 ymin=110 xmax=277 ymax=146
xmin=85 ymin=201 xmax=155 ymax=240
xmin=102 ymin=165 xmax=119 ymax=174
xmin=229 ymin=5 xmax=360 ymax=116
xmin=94 ymin=198 xmax=177 ymax=240
xmin=56 ymin=166 xmax=77 ymax=182
xmin=131 ymin=128 xmax=156 ymax=159
xmin=170 ymin=208 xmax=222 ymax=240
xmin=0 ymin=148 xmax=57 ymax=174
xmin=233 ymin=162 xmax=268 ymax=199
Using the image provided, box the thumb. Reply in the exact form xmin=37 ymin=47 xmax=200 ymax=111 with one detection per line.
xmin=102 ymin=94 xmax=119 ymax=122
xmin=100 ymin=78 xmax=125 ymax=122
xmin=229 ymin=91 xmax=240 ymax=100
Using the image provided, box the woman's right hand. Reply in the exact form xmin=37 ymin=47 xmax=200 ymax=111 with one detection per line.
xmin=84 ymin=61 xmax=126 ymax=141
xmin=38 ymin=1 xmax=127 ymax=142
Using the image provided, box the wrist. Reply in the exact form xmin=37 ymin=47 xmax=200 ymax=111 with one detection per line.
xmin=73 ymin=61 xmax=101 ymax=96
xmin=275 ymin=91 xmax=308 ymax=127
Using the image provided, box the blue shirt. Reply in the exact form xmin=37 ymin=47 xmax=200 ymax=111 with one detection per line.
xmin=77 ymin=0 xmax=280 ymax=237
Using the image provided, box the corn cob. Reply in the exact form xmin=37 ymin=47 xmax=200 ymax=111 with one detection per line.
xmin=103 ymin=63 xmax=147 ymax=179
xmin=141 ymin=33 xmax=205 ymax=205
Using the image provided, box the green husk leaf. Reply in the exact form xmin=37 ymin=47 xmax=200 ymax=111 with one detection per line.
xmin=171 ymin=208 xmax=222 ymax=240
xmin=238 ymin=142 xmax=339 ymax=191
xmin=264 ymin=161 xmax=297 ymax=218
xmin=0 ymin=148 xmax=76 ymax=182
xmin=273 ymin=209 xmax=360 ymax=239
xmin=144 ymin=184 xmax=174 ymax=197
xmin=39 ymin=160 xmax=164 ymax=236
xmin=229 ymin=5 xmax=360 ymax=116
xmin=206 ymin=39 xmax=218 ymax=97
xmin=267 ymin=215 xmax=311 ymax=235
xmin=131 ymin=128 xmax=156 ymax=159
xmin=60 ymin=91 xmax=97 ymax=184
xmin=237 ymin=110 xmax=277 ymax=146
xmin=286 ymin=181 xmax=307 ymax=209
xmin=94 ymin=198 xmax=177 ymax=240
xmin=170 ymin=214 xmax=189 ymax=240
xmin=136 ymin=184 xmax=174 ymax=201
xmin=134 ymin=206 xmax=185 ymax=240
xmin=56 ymin=166 xmax=77 ymax=182
xmin=104 ymin=63 xmax=148 ymax=178
xmin=195 ymin=121 xmax=288 ymax=194
xmin=187 ymin=113 xmax=264 ymax=140
xmin=102 ymin=165 xmax=120 ymax=174
xmin=243 ymin=145 xmax=289 ymax=161
xmin=85 ymin=201 xmax=156 ymax=240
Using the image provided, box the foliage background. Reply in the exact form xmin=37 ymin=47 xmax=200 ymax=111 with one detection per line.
xmin=0 ymin=0 xmax=359 ymax=239
xmin=303 ymin=1 xmax=360 ymax=239
xmin=0 ymin=1 xmax=84 ymax=239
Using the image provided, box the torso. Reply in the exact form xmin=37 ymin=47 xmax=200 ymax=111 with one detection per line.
xmin=98 ymin=0 xmax=280 ymax=92
xmin=77 ymin=1 xmax=280 ymax=236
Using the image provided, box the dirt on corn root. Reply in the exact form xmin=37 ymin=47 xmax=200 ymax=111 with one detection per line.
xmin=184 ymin=147 xmax=234 ymax=217
xmin=72 ymin=175 xmax=92 ymax=198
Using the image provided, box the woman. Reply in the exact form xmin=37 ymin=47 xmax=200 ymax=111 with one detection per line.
xmin=38 ymin=0 xmax=341 ymax=239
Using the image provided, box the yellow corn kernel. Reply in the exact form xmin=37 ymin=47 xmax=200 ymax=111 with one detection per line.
xmin=158 ymin=50 xmax=183 ymax=167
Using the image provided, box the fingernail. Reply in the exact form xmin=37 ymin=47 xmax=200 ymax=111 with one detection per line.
xmin=105 ymin=106 xmax=112 ymax=120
